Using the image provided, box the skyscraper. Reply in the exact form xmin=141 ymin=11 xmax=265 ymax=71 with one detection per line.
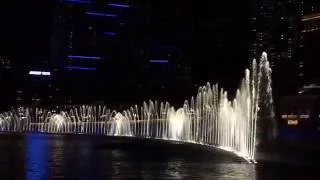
xmin=250 ymin=0 xmax=304 ymax=95
xmin=301 ymin=0 xmax=320 ymax=83
xmin=52 ymin=0 xmax=192 ymax=103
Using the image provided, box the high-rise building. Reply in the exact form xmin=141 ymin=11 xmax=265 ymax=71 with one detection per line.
xmin=250 ymin=0 xmax=304 ymax=95
xmin=52 ymin=0 xmax=192 ymax=104
xmin=301 ymin=0 xmax=320 ymax=83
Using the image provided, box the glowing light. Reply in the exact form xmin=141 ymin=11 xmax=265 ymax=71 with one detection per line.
xmin=168 ymin=108 xmax=186 ymax=140
xmin=68 ymin=55 xmax=102 ymax=60
xmin=287 ymin=120 xmax=298 ymax=125
xmin=85 ymin=12 xmax=117 ymax=17
xmin=29 ymin=71 xmax=41 ymax=75
xmin=149 ymin=60 xmax=169 ymax=63
xmin=109 ymin=113 xmax=132 ymax=136
xmin=281 ymin=114 xmax=287 ymax=119
xmin=299 ymin=114 xmax=309 ymax=119
xmin=107 ymin=3 xmax=130 ymax=8
xmin=65 ymin=66 xmax=96 ymax=71
xmin=104 ymin=32 xmax=117 ymax=36
xmin=302 ymin=14 xmax=320 ymax=21
xmin=42 ymin=72 xmax=51 ymax=76
xmin=64 ymin=0 xmax=90 ymax=4
xmin=287 ymin=115 xmax=297 ymax=119
xmin=29 ymin=71 xmax=51 ymax=76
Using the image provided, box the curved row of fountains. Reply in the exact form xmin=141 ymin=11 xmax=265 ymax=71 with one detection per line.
xmin=0 ymin=53 xmax=273 ymax=162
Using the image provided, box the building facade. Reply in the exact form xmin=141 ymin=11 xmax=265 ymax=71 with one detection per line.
xmin=52 ymin=0 xmax=193 ymax=104
xmin=302 ymin=1 xmax=320 ymax=83
xmin=250 ymin=0 xmax=304 ymax=95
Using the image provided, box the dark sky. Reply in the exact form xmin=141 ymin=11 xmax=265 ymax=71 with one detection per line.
xmin=0 ymin=1 xmax=54 ymax=64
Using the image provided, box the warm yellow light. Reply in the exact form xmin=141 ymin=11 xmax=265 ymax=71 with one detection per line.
xmin=288 ymin=115 xmax=297 ymax=119
xmin=287 ymin=120 xmax=298 ymax=125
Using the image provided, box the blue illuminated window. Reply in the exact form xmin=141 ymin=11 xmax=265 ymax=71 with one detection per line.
xmin=85 ymin=12 xmax=117 ymax=17
xmin=68 ymin=55 xmax=102 ymax=60
xmin=66 ymin=66 xmax=97 ymax=71
xmin=103 ymin=32 xmax=117 ymax=36
xmin=107 ymin=3 xmax=130 ymax=8
xmin=149 ymin=60 xmax=169 ymax=63
xmin=64 ymin=0 xmax=90 ymax=4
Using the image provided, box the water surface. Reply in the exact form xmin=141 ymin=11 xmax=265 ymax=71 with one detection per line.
xmin=0 ymin=134 xmax=317 ymax=179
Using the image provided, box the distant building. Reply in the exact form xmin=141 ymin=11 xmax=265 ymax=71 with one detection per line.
xmin=250 ymin=0 xmax=304 ymax=95
xmin=52 ymin=0 xmax=192 ymax=103
xmin=301 ymin=0 xmax=320 ymax=83
xmin=279 ymin=84 xmax=320 ymax=140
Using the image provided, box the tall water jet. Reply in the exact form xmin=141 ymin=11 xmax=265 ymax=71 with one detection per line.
xmin=0 ymin=52 xmax=274 ymax=162
xmin=108 ymin=113 xmax=132 ymax=136
xmin=168 ymin=108 xmax=187 ymax=140
xmin=256 ymin=52 xmax=276 ymax=146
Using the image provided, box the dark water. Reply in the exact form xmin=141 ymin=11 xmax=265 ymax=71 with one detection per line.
xmin=0 ymin=134 xmax=317 ymax=180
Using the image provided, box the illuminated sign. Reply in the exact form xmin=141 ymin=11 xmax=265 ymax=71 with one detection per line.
xmin=29 ymin=71 xmax=51 ymax=76
xmin=299 ymin=114 xmax=310 ymax=119
xmin=287 ymin=115 xmax=297 ymax=119
xmin=287 ymin=120 xmax=298 ymax=125
xmin=65 ymin=66 xmax=96 ymax=71
xmin=107 ymin=3 xmax=130 ymax=8
xmin=282 ymin=114 xmax=310 ymax=119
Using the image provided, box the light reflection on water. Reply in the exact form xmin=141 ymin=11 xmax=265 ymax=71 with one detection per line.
xmin=25 ymin=134 xmax=48 ymax=180
xmin=0 ymin=133 xmax=316 ymax=179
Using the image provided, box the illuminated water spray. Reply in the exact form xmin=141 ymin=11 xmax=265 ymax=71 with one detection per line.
xmin=0 ymin=53 xmax=274 ymax=162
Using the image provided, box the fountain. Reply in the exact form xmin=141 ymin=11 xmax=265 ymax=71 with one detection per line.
xmin=0 ymin=52 xmax=274 ymax=162
xmin=108 ymin=113 xmax=132 ymax=136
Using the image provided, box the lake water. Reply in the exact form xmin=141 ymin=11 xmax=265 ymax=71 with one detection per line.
xmin=0 ymin=134 xmax=317 ymax=179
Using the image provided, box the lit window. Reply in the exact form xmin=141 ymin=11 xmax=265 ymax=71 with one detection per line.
xmin=287 ymin=115 xmax=297 ymax=119
xmin=149 ymin=60 xmax=169 ymax=63
xmin=299 ymin=114 xmax=309 ymax=119
xmin=107 ymin=3 xmax=130 ymax=8
xmin=85 ymin=12 xmax=118 ymax=17
xmin=29 ymin=71 xmax=41 ymax=75
xmin=41 ymin=72 xmax=51 ymax=76
xmin=29 ymin=71 xmax=51 ymax=76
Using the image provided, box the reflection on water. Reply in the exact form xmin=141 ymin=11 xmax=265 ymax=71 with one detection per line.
xmin=0 ymin=134 xmax=317 ymax=179
xmin=166 ymin=161 xmax=182 ymax=179
xmin=25 ymin=134 xmax=48 ymax=180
